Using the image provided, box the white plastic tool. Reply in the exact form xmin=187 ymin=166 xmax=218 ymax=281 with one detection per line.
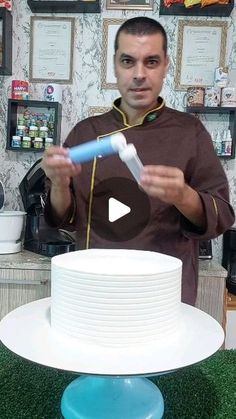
xmin=119 ymin=144 xmax=144 ymax=183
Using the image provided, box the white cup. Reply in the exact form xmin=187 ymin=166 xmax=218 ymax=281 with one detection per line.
xmin=204 ymin=87 xmax=221 ymax=107
xmin=44 ymin=84 xmax=62 ymax=103
xmin=221 ymin=87 xmax=236 ymax=107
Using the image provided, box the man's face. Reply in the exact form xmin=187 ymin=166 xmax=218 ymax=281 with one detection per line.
xmin=114 ymin=32 xmax=169 ymax=115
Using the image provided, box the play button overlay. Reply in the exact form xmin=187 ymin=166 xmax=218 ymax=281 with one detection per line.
xmin=91 ymin=177 xmax=150 ymax=242
xmin=108 ymin=198 xmax=131 ymax=222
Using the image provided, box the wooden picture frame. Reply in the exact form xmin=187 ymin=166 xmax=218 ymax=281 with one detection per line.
xmin=29 ymin=17 xmax=74 ymax=84
xmin=106 ymin=0 xmax=153 ymax=10
xmin=27 ymin=0 xmax=100 ymax=13
xmin=101 ymin=19 xmax=124 ymax=89
xmin=175 ymin=20 xmax=227 ymax=90
xmin=88 ymin=106 xmax=111 ymax=116
xmin=0 ymin=8 xmax=12 ymax=75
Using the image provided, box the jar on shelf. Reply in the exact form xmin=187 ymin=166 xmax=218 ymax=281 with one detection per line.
xmin=11 ymin=135 xmax=21 ymax=148
xmin=39 ymin=126 xmax=48 ymax=139
xmin=29 ymin=125 xmax=38 ymax=139
xmin=17 ymin=118 xmax=25 ymax=126
xmin=34 ymin=137 xmax=44 ymax=150
xmin=16 ymin=125 xmax=26 ymax=138
xmin=44 ymin=137 xmax=53 ymax=150
xmin=22 ymin=136 xmax=31 ymax=149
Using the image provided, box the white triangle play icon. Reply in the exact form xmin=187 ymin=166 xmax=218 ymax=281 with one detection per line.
xmin=108 ymin=198 xmax=131 ymax=222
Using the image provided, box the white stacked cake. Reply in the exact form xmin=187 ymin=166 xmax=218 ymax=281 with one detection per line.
xmin=51 ymin=249 xmax=182 ymax=346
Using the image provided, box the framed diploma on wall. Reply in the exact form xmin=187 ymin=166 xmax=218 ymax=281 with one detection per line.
xmin=101 ymin=19 xmax=124 ymax=89
xmin=106 ymin=0 xmax=153 ymax=10
xmin=29 ymin=17 xmax=74 ymax=84
xmin=175 ymin=20 xmax=227 ymax=90
xmin=27 ymin=0 xmax=100 ymax=13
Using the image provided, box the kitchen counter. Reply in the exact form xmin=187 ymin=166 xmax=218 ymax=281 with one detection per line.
xmin=0 ymin=250 xmax=51 ymax=319
xmin=0 ymin=250 xmax=228 ymax=327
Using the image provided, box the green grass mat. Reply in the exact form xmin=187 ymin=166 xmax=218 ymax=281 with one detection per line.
xmin=0 ymin=344 xmax=235 ymax=419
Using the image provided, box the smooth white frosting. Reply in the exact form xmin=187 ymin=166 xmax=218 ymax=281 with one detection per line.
xmin=51 ymin=249 xmax=182 ymax=346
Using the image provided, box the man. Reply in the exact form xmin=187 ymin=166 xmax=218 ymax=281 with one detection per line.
xmin=42 ymin=17 xmax=234 ymax=305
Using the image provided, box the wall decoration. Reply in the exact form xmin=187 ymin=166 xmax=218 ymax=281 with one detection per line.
xmin=88 ymin=106 xmax=111 ymax=116
xmin=101 ymin=19 xmax=124 ymax=89
xmin=0 ymin=19 xmax=2 ymax=66
xmin=106 ymin=0 xmax=153 ymax=10
xmin=29 ymin=17 xmax=74 ymax=84
xmin=27 ymin=0 xmax=100 ymax=13
xmin=0 ymin=8 xmax=12 ymax=75
xmin=175 ymin=20 xmax=227 ymax=90
xmin=159 ymin=0 xmax=234 ymax=17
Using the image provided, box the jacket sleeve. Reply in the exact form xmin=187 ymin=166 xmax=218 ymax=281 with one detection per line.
xmin=181 ymin=119 xmax=235 ymax=240
xmin=43 ymin=177 xmax=77 ymax=230
xmin=43 ymin=122 xmax=84 ymax=229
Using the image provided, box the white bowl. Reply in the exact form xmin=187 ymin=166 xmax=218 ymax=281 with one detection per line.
xmin=0 ymin=211 xmax=26 ymax=242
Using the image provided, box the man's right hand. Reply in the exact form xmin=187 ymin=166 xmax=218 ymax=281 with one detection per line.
xmin=41 ymin=146 xmax=82 ymax=189
xmin=41 ymin=146 xmax=82 ymax=220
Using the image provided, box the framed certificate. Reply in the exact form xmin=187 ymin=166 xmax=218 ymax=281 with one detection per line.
xmin=175 ymin=20 xmax=227 ymax=90
xmin=106 ymin=0 xmax=153 ymax=10
xmin=101 ymin=19 xmax=124 ymax=89
xmin=29 ymin=17 xmax=74 ymax=83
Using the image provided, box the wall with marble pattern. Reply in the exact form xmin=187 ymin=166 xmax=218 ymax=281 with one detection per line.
xmin=0 ymin=0 xmax=236 ymax=261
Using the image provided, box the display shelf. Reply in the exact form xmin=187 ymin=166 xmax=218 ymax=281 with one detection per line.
xmin=6 ymin=99 xmax=62 ymax=152
xmin=186 ymin=106 xmax=236 ymax=159
xmin=27 ymin=0 xmax=100 ymax=13
xmin=0 ymin=9 xmax=12 ymax=75
xmin=159 ymin=0 xmax=234 ymax=16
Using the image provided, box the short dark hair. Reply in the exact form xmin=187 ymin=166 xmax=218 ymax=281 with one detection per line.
xmin=114 ymin=17 xmax=168 ymax=56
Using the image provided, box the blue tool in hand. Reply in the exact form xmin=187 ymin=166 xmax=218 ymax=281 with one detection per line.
xmin=68 ymin=132 xmax=127 ymax=164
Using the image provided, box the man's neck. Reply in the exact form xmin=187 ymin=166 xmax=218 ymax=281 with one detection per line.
xmin=119 ymin=100 xmax=159 ymax=126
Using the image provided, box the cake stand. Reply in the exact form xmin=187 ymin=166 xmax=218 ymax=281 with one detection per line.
xmin=0 ymin=297 xmax=224 ymax=419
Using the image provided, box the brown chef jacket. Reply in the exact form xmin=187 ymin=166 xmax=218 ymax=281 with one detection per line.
xmin=44 ymin=98 xmax=235 ymax=304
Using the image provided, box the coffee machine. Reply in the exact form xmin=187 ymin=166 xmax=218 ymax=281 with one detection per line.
xmin=222 ymin=227 xmax=236 ymax=295
xmin=19 ymin=159 xmax=75 ymax=257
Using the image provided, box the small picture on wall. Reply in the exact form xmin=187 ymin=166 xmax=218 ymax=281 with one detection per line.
xmin=88 ymin=106 xmax=111 ymax=116
xmin=106 ymin=0 xmax=153 ymax=10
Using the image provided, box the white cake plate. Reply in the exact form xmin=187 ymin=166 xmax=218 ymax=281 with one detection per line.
xmin=0 ymin=298 xmax=224 ymax=419
xmin=0 ymin=297 xmax=223 ymax=376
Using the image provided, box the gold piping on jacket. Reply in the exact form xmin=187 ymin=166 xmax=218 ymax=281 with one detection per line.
xmin=211 ymin=195 xmax=218 ymax=218
xmin=85 ymin=99 xmax=165 ymax=249
xmin=69 ymin=194 xmax=77 ymax=224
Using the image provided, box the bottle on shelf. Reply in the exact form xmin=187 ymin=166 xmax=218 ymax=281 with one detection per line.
xmin=211 ymin=131 xmax=216 ymax=152
xmin=221 ymin=130 xmax=227 ymax=156
xmin=11 ymin=135 xmax=21 ymax=148
xmin=225 ymin=129 xmax=232 ymax=157
xmin=22 ymin=136 xmax=31 ymax=149
xmin=45 ymin=137 xmax=53 ymax=150
xmin=34 ymin=137 xmax=44 ymax=150
xmin=215 ymin=131 xmax=222 ymax=156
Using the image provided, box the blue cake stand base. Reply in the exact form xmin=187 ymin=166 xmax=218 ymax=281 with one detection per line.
xmin=61 ymin=376 xmax=164 ymax=419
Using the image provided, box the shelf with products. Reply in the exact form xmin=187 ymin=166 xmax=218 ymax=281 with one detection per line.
xmin=159 ymin=0 xmax=234 ymax=16
xmin=6 ymin=99 xmax=62 ymax=152
xmin=186 ymin=106 xmax=236 ymax=159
